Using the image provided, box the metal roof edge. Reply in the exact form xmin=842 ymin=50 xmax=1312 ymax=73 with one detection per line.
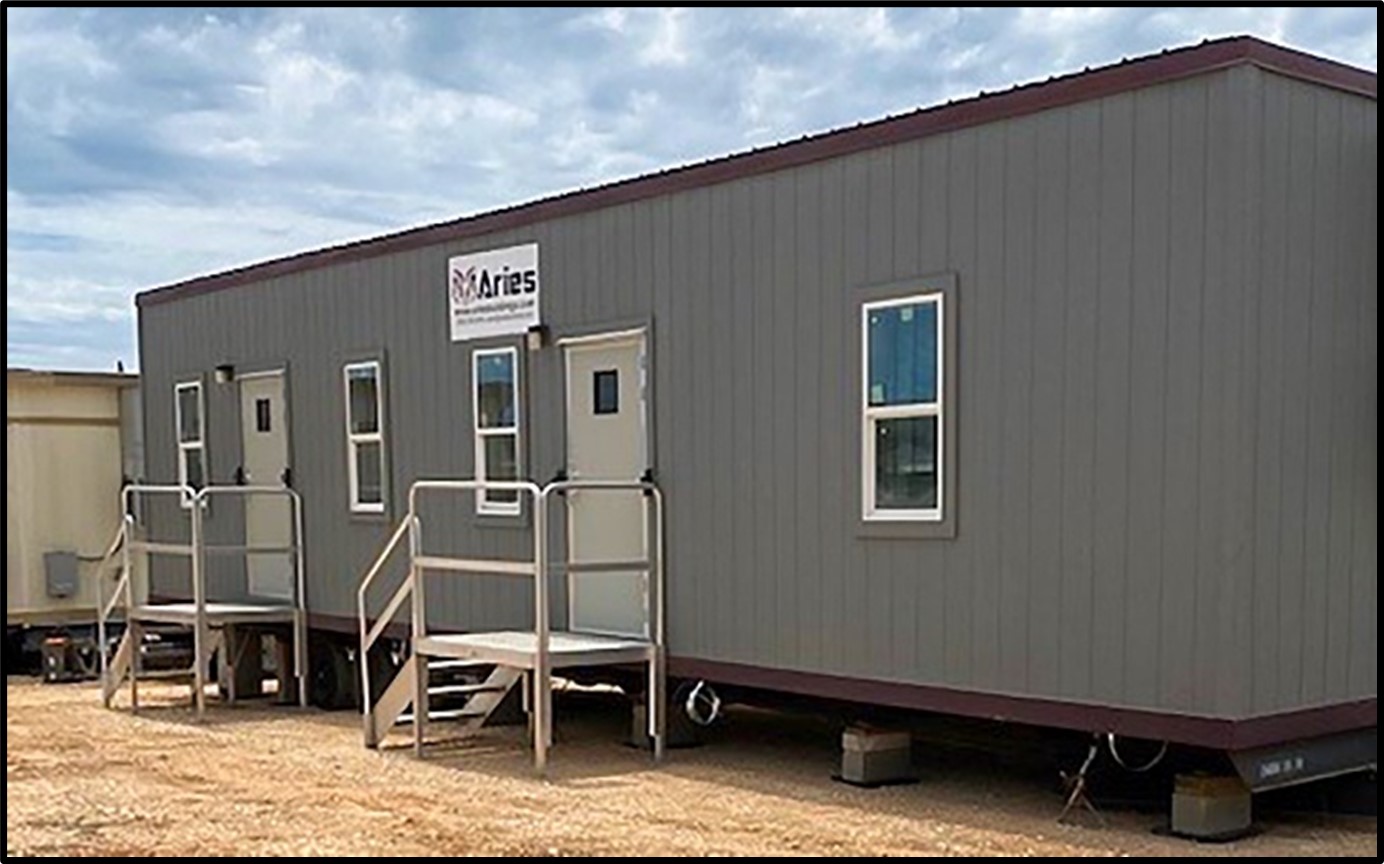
xmin=136 ymin=36 xmax=1376 ymax=309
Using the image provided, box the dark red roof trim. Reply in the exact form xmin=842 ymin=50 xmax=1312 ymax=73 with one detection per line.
xmin=138 ymin=36 xmax=1376 ymax=308
xmin=670 ymin=656 xmax=1377 ymax=751
xmin=292 ymin=609 xmax=1376 ymax=749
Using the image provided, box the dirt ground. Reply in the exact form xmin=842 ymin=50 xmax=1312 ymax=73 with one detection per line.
xmin=5 ymin=678 xmax=1375 ymax=857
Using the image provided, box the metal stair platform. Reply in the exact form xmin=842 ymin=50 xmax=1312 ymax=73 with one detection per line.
xmin=358 ymin=478 xmax=667 ymax=773
xmin=416 ymin=630 xmax=654 ymax=670
xmin=99 ymin=484 xmax=309 ymax=714
xmin=130 ymin=602 xmax=298 ymax=627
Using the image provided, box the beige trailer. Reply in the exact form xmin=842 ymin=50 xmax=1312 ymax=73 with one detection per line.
xmin=6 ymin=368 xmax=142 ymax=673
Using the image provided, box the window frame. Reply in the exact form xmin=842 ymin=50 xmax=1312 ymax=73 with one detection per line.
xmin=472 ymin=346 xmax=521 ymax=517
xmin=174 ymin=379 xmax=205 ymax=508
xmin=343 ymin=360 xmax=386 ymax=514
xmin=861 ymin=292 xmax=944 ymax=523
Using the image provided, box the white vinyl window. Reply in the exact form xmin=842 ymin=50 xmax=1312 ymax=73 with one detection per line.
xmin=175 ymin=380 xmax=205 ymax=508
xmin=862 ymin=293 xmax=943 ymax=521
xmin=344 ymin=361 xmax=386 ymax=513
xmin=473 ymin=347 xmax=520 ymax=515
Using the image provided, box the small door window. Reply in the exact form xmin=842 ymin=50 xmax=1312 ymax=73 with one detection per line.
xmin=255 ymin=398 xmax=272 ymax=433
xmin=593 ymin=369 xmax=619 ymax=415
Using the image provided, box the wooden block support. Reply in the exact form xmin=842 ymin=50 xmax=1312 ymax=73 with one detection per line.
xmin=1171 ymin=774 xmax=1252 ymax=840
xmin=841 ymin=726 xmax=913 ymax=785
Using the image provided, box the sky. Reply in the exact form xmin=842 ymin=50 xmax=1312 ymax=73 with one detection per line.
xmin=6 ymin=8 xmax=1377 ymax=372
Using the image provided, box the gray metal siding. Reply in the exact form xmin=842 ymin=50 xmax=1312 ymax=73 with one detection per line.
xmin=1243 ymin=70 xmax=1378 ymax=715
xmin=139 ymin=66 xmax=1376 ymax=721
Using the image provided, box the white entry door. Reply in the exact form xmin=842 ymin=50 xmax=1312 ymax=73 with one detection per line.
xmin=564 ymin=334 xmax=648 ymax=637
xmin=238 ymin=372 xmax=293 ymax=600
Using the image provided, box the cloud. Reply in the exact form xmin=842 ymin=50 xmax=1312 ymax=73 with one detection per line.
xmin=5 ymin=8 xmax=1377 ymax=371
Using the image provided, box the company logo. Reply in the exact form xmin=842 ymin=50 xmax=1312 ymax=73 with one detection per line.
xmin=450 ymin=262 xmax=537 ymax=307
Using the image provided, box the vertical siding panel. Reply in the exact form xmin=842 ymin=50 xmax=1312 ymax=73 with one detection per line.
xmin=669 ymin=193 xmax=696 ymax=651
xmin=1059 ymin=101 xmax=1100 ymax=700
xmin=1092 ymin=92 xmax=1135 ymax=703
xmin=728 ymin=183 xmax=757 ymax=662
xmin=707 ymin=186 xmax=736 ymax=661
xmin=1124 ymin=85 xmax=1171 ymax=708
xmin=650 ymin=196 xmax=679 ymax=642
xmin=818 ymin=161 xmax=847 ymax=673
xmin=1195 ymin=74 xmax=1232 ymax=713
xmin=1159 ymin=80 xmax=1208 ymax=710
xmin=795 ymin=166 xmax=824 ymax=671
xmin=1273 ymin=81 xmax=1317 ymax=708
xmin=750 ymin=176 xmax=778 ymax=664
xmin=1249 ymin=76 xmax=1289 ymax=711
xmin=1347 ymin=97 xmax=1377 ymax=699
xmin=1321 ymin=95 xmax=1355 ymax=702
xmin=840 ymin=155 xmax=870 ymax=675
xmin=970 ymin=123 xmax=1006 ymax=690
xmin=1218 ymin=66 xmax=1258 ymax=718
xmin=771 ymin=175 xmax=799 ymax=666
xmin=919 ymin=137 xmax=950 ymax=676
xmin=864 ymin=149 xmax=893 ymax=674
xmin=1330 ymin=97 xmax=1367 ymax=700
xmin=1028 ymin=110 xmax=1069 ymax=697
xmin=999 ymin=116 xmax=1036 ymax=692
xmin=686 ymin=188 xmax=713 ymax=657
xmin=889 ymin=142 xmax=923 ymax=676
xmin=1299 ymin=91 xmax=1342 ymax=706
xmin=943 ymin=130 xmax=976 ymax=686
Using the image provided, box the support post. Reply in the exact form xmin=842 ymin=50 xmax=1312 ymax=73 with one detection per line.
xmin=130 ymin=619 xmax=141 ymax=713
xmin=409 ymin=513 xmax=425 ymax=756
xmin=292 ymin=491 xmax=308 ymax=708
xmin=190 ymin=490 xmax=207 ymax=716
xmin=534 ymin=489 xmax=550 ymax=775
xmin=651 ymin=489 xmax=666 ymax=762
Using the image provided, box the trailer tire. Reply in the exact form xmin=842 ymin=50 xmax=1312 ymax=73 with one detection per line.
xmin=308 ymin=638 xmax=354 ymax=710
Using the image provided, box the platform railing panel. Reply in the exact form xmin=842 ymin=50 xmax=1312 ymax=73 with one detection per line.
xmin=103 ymin=483 xmax=308 ymax=714
xmin=194 ymin=485 xmax=308 ymax=709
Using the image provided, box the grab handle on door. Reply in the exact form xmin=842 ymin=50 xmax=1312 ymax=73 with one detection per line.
xmin=280 ymin=467 xmax=293 ymax=488
xmin=233 ymin=466 xmax=247 ymax=486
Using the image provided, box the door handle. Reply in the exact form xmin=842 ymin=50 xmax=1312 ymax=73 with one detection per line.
xmin=280 ymin=467 xmax=293 ymax=488
xmin=234 ymin=466 xmax=247 ymax=486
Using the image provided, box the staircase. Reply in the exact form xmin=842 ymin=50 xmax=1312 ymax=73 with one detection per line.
xmin=367 ymin=658 xmax=522 ymax=747
xmin=358 ymin=477 xmax=667 ymax=774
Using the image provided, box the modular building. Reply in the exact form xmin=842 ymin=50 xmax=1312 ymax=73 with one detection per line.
xmin=6 ymin=368 xmax=142 ymax=670
xmin=131 ymin=37 xmax=1375 ymax=777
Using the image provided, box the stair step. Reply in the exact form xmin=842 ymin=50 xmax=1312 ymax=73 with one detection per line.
xmin=426 ymin=683 xmax=508 ymax=697
xmin=395 ymin=708 xmax=486 ymax=725
xmin=139 ymin=668 xmax=197 ymax=681
xmin=427 ymin=659 xmax=491 ymax=672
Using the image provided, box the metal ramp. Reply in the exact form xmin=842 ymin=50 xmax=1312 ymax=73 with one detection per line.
xmin=358 ymin=478 xmax=666 ymax=773
xmin=98 ymin=484 xmax=308 ymax=714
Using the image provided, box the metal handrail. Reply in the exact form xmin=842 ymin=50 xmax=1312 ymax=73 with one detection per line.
xmin=356 ymin=515 xmax=413 ymax=713
xmin=192 ymin=485 xmax=309 ymax=708
xmin=109 ymin=484 xmax=196 ymax=708
xmin=539 ymin=478 xmax=666 ymax=764
xmin=95 ymin=516 xmax=131 ymax=691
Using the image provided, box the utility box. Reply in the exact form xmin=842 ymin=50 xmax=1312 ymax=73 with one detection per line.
xmin=840 ymin=726 xmax=914 ymax=786
xmin=41 ymin=634 xmax=98 ymax=682
xmin=1171 ymin=774 xmax=1252 ymax=840
xmin=44 ymin=551 xmax=78 ymax=599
